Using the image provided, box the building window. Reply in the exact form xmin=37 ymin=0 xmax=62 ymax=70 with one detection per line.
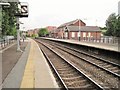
xmin=83 ymin=32 xmax=86 ymax=37
xmin=72 ymin=32 xmax=75 ymax=37
xmin=88 ymin=32 xmax=91 ymax=37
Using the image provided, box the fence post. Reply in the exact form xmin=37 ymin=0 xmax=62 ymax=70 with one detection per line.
xmin=4 ymin=39 xmax=5 ymax=47
xmin=1 ymin=41 xmax=2 ymax=49
xmin=118 ymin=37 xmax=120 ymax=52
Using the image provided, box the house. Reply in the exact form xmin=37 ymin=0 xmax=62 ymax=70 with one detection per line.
xmin=46 ymin=26 xmax=57 ymax=37
xmin=27 ymin=28 xmax=39 ymax=37
xmin=27 ymin=30 xmax=34 ymax=36
xmin=52 ymin=19 xmax=101 ymax=41
xmin=46 ymin=26 xmax=57 ymax=32
xmin=33 ymin=28 xmax=39 ymax=37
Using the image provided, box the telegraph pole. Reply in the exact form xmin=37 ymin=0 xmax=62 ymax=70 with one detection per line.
xmin=78 ymin=19 xmax=81 ymax=41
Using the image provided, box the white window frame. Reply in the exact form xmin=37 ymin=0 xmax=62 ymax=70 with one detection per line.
xmin=83 ymin=32 xmax=86 ymax=37
xmin=88 ymin=32 xmax=91 ymax=37
xmin=72 ymin=32 xmax=75 ymax=37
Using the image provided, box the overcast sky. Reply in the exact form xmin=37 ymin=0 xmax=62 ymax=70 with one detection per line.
xmin=19 ymin=0 xmax=120 ymax=30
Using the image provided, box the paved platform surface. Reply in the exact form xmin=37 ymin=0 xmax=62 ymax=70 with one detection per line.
xmin=2 ymin=41 xmax=28 ymax=82
xmin=21 ymin=38 xmax=58 ymax=88
xmin=2 ymin=39 xmax=29 ymax=88
xmin=2 ymin=38 xmax=58 ymax=88
xmin=41 ymin=38 xmax=119 ymax=52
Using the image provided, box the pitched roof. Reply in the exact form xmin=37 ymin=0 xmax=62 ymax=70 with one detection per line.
xmin=66 ymin=26 xmax=101 ymax=32
xmin=46 ymin=26 xmax=57 ymax=31
xmin=80 ymin=26 xmax=101 ymax=32
xmin=58 ymin=19 xmax=85 ymax=28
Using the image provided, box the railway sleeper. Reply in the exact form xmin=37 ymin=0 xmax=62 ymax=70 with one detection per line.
xmin=108 ymin=67 xmax=119 ymax=70
xmin=103 ymin=65 xmax=113 ymax=68
xmin=67 ymin=81 xmax=92 ymax=88
xmin=60 ymin=74 xmax=80 ymax=78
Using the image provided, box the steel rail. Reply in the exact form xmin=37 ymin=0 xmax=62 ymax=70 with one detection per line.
xmin=36 ymin=40 xmax=104 ymax=89
xmin=40 ymin=39 xmax=120 ymax=78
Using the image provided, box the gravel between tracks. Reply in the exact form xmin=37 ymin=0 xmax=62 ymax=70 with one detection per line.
xmin=39 ymin=40 xmax=120 ymax=89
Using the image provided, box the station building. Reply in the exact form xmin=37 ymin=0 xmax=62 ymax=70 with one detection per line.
xmin=51 ymin=19 xmax=101 ymax=41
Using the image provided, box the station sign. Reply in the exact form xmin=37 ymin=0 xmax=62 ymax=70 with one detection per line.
xmin=15 ymin=2 xmax=28 ymax=17
xmin=20 ymin=2 xmax=28 ymax=17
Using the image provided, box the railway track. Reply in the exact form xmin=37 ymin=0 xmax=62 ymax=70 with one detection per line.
xmin=37 ymin=40 xmax=103 ymax=89
xmin=36 ymin=39 xmax=120 ymax=89
xmin=40 ymin=39 xmax=120 ymax=77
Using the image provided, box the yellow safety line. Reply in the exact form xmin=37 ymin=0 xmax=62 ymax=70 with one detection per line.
xmin=20 ymin=40 xmax=34 ymax=88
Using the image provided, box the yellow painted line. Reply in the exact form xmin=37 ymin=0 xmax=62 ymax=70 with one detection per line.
xmin=20 ymin=39 xmax=34 ymax=88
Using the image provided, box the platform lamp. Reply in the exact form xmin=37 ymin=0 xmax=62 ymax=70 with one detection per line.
xmin=0 ymin=3 xmax=10 ymax=6
xmin=15 ymin=2 xmax=29 ymax=52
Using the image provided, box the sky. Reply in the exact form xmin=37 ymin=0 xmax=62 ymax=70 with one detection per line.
xmin=19 ymin=0 xmax=120 ymax=30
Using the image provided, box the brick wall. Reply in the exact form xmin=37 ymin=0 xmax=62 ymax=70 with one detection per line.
xmin=81 ymin=31 xmax=101 ymax=40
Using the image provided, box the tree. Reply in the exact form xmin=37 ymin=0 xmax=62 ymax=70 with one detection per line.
xmin=2 ymin=2 xmax=18 ymax=37
xmin=105 ymin=13 xmax=120 ymax=37
xmin=38 ymin=28 xmax=48 ymax=37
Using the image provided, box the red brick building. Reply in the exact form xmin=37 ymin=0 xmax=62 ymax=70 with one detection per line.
xmin=27 ymin=28 xmax=39 ymax=37
xmin=46 ymin=26 xmax=57 ymax=32
xmin=54 ymin=19 xmax=86 ymax=39
xmin=33 ymin=28 xmax=39 ymax=37
xmin=27 ymin=30 xmax=34 ymax=36
xmin=46 ymin=26 xmax=57 ymax=37
xmin=64 ymin=26 xmax=101 ymax=41
xmin=51 ymin=19 xmax=101 ymax=41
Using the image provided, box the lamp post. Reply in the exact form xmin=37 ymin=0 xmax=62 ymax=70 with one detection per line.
xmin=15 ymin=2 xmax=28 ymax=52
xmin=16 ymin=18 xmax=23 ymax=51
xmin=78 ymin=19 xmax=81 ymax=41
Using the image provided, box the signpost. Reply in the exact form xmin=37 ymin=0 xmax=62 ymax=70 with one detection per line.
xmin=15 ymin=2 xmax=28 ymax=51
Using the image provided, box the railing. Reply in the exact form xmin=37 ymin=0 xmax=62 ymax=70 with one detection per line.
xmin=81 ymin=36 xmax=118 ymax=45
xmin=0 ymin=38 xmax=15 ymax=50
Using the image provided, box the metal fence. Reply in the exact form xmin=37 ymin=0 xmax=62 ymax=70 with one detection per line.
xmin=0 ymin=36 xmax=15 ymax=50
xmin=81 ymin=36 xmax=118 ymax=45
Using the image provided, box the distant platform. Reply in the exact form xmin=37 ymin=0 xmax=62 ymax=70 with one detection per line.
xmin=40 ymin=37 xmax=119 ymax=52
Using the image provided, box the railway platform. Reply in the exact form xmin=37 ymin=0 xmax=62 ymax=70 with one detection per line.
xmin=2 ymin=38 xmax=58 ymax=88
xmin=41 ymin=37 xmax=119 ymax=52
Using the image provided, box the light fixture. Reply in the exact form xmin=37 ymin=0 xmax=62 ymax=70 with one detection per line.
xmin=0 ymin=3 xmax=10 ymax=6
